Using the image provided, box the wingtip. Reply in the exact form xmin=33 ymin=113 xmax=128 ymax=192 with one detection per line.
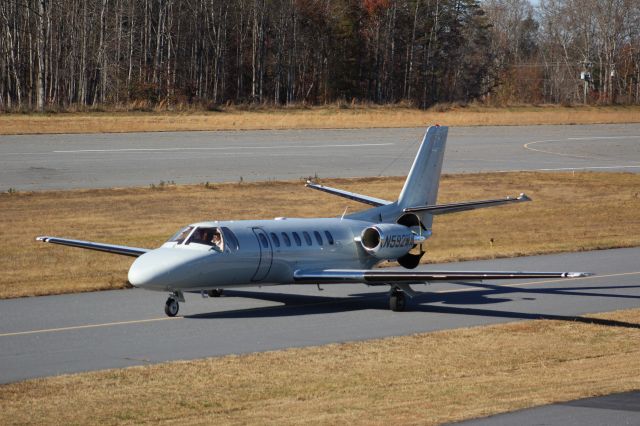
xmin=518 ymin=193 xmax=532 ymax=202
xmin=36 ymin=236 xmax=49 ymax=242
xmin=564 ymin=272 xmax=594 ymax=278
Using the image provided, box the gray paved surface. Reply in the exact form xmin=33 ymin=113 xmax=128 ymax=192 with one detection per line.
xmin=2 ymin=124 xmax=639 ymax=191
xmin=456 ymin=391 xmax=640 ymax=425
xmin=1 ymin=247 xmax=639 ymax=384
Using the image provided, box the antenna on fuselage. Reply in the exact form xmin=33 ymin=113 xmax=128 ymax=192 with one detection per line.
xmin=341 ymin=206 xmax=349 ymax=220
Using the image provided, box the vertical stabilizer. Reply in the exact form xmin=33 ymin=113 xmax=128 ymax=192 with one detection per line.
xmin=345 ymin=125 xmax=448 ymax=225
xmin=397 ymin=125 xmax=448 ymax=210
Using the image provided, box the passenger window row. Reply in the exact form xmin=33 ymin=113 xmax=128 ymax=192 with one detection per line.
xmin=268 ymin=230 xmax=335 ymax=248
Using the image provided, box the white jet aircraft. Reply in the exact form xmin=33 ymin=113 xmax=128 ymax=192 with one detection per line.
xmin=37 ymin=126 xmax=591 ymax=316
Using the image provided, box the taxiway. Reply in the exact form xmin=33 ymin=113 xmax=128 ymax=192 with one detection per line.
xmin=1 ymin=247 xmax=639 ymax=384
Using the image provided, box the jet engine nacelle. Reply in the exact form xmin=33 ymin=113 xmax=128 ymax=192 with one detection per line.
xmin=360 ymin=224 xmax=424 ymax=260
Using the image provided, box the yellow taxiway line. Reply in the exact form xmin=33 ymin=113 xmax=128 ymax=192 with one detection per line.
xmin=0 ymin=316 xmax=182 ymax=338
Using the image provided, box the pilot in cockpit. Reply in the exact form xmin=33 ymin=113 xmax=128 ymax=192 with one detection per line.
xmin=211 ymin=230 xmax=224 ymax=252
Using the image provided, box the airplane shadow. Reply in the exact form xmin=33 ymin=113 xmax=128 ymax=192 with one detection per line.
xmin=184 ymin=283 xmax=640 ymax=329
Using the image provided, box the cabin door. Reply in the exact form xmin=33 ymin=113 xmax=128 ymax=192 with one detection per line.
xmin=251 ymin=228 xmax=273 ymax=282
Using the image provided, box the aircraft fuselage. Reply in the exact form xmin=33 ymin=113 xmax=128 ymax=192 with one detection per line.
xmin=128 ymin=217 xmax=389 ymax=292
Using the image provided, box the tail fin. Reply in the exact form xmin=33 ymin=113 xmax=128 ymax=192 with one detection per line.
xmin=346 ymin=125 xmax=448 ymax=224
xmin=397 ymin=125 xmax=448 ymax=209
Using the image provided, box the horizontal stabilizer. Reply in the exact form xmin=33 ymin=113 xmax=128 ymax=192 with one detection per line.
xmin=404 ymin=193 xmax=531 ymax=215
xmin=36 ymin=236 xmax=149 ymax=257
xmin=306 ymin=181 xmax=392 ymax=207
xmin=293 ymin=269 xmax=593 ymax=284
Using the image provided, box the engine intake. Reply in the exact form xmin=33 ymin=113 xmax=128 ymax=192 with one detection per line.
xmin=360 ymin=224 xmax=424 ymax=260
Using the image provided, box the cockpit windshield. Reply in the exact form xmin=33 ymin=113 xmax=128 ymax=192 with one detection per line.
xmin=168 ymin=226 xmax=194 ymax=244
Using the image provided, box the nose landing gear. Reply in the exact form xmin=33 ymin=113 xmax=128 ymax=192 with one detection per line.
xmin=165 ymin=297 xmax=179 ymax=316
xmin=164 ymin=290 xmax=185 ymax=317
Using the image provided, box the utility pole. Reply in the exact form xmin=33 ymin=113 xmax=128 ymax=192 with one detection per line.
xmin=579 ymin=60 xmax=592 ymax=105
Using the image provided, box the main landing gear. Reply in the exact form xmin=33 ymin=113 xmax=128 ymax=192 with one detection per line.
xmin=207 ymin=288 xmax=224 ymax=297
xmin=389 ymin=288 xmax=406 ymax=312
xmin=164 ymin=290 xmax=185 ymax=317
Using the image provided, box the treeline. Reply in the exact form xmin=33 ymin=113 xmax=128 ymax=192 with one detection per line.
xmin=0 ymin=0 xmax=639 ymax=112
xmin=485 ymin=0 xmax=640 ymax=105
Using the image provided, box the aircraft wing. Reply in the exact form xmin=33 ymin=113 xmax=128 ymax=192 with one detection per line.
xmin=36 ymin=236 xmax=149 ymax=257
xmin=404 ymin=194 xmax=531 ymax=215
xmin=293 ymin=269 xmax=592 ymax=284
xmin=305 ymin=181 xmax=392 ymax=207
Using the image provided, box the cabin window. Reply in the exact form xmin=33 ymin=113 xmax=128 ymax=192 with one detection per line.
xmin=259 ymin=233 xmax=269 ymax=248
xmin=281 ymin=232 xmax=291 ymax=247
xmin=292 ymin=232 xmax=302 ymax=246
xmin=324 ymin=231 xmax=334 ymax=245
xmin=270 ymin=232 xmax=281 ymax=248
xmin=168 ymin=226 xmax=194 ymax=244
xmin=302 ymin=231 xmax=312 ymax=246
xmin=221 ymin=227 xmax=239 ymax=251
xmin=314 ymin=231 xmax=323 ymax=245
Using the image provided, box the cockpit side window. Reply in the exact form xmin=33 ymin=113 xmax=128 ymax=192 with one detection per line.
xmin=168 ymin=226 xmax=194 ymax=244
xmin=292 ymin=232 xmax=302 ymax=246
xmin=221 ymin=227 xmax=239 ymax=251
xmin=185 ymin=227 xmax=227 ymax=252
xmin=186 ymin=227 xmax=213 ymax=245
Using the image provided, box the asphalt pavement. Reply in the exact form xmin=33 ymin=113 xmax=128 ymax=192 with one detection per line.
xmin=2 ymin=124 xmax=639 ymax=191
xmin=1 ymin=247 xmax=639 ymax=385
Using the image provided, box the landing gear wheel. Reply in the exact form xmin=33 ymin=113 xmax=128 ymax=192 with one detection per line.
xmin=389 ymin=289 xmax=406 ymax=312
xmin=165 ymin=297 xmax=179 ymax=317
xmin=208 ymin=289 xmax=224 ymax=298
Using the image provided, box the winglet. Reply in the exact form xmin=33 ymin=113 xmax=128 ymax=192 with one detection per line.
xmin=564 ymin=272 xmax=595 ymax=278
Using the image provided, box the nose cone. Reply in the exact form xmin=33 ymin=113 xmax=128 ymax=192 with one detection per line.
xmin=128 ymin=248 xmax=210 ymax=289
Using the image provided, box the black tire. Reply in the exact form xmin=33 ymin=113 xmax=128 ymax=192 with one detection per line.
xmin=208 ymin=289 xmax=224 ymax=297
xmin=165 ymin=297 xmax=179 ymax=317
xmin=389 ymin=290 xmax=406 ymax=312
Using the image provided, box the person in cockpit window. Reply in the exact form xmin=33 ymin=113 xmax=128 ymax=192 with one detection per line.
xmin=212 ymin=231 xmax=224 ymax=251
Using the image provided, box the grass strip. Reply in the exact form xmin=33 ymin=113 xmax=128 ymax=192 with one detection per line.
xmin=1 ymin=308 xmax=639 ymax=424
xmin=2 ymin=171 xmax=640 ymax=299
xmin=1 ymin=105 xmax=639 ymax=135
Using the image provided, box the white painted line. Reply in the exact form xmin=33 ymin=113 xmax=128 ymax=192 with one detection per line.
xmin=523 ymin=140 xmax=594 ymax=160
xmin=493 ymin=165 xmax=640 ymax=173
xmin=523 ymin=135 xmax=640 ymax=161
xmin=567 ymin=136 xmax=640 ymax=140
xmin=53 ymin=142 xmax=394 ymax=154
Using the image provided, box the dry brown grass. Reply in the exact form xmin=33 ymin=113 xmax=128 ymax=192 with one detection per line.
xmin=1 ymin=308 xmax=639 ymax=425
xmin=1 ymin=105 xmax=639 ymax=134
xmin=1 ymin=172 xmax=639 ymax=299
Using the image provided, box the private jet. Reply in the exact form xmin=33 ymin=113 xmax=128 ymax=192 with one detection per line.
xmin=37 ymin=126 xmax=590 ymax=316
